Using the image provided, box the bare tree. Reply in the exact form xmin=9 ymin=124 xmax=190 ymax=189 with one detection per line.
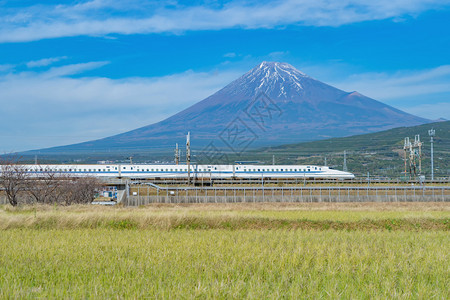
xmin=25 ymin=166 xmax=66 ymax=204
xmin=0 ymin=155 xmax=28 ymax=206
xmin=58 ymin=177 xmax=102 ymax=205
xmin=1 ymin=156 xmax=102 ymax=206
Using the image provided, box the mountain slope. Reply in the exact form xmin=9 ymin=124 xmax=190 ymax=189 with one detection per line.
xmin=29 ymin=62 xmax=429 ymax=154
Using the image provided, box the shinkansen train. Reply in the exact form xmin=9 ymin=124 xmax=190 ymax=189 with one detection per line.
xmin=9 ymin=164 xmax=355 ymax=179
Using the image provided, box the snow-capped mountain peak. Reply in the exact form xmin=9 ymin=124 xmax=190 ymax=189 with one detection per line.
xmin=227 ymin=61 xmax=313 ymax=99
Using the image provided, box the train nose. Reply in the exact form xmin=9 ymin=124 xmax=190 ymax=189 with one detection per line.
xmin=345 ymin=172 xmax=355 ymax=179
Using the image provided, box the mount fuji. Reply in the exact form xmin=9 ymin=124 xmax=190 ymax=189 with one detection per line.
xmin=31 ymin=62 xmax=429 ymax=154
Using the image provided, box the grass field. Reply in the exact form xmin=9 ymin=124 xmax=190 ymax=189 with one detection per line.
xmin=0 ymin=203 xmax=448 ymax=298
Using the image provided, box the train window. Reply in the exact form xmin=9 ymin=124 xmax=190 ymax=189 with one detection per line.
xmin=147 ymin=169 xmax=149 ymax=172
xmin=115 ymin=167 xmax=117 ymax=170
xmin=281 ymin=169 xmax=283 ymax=171
xmin=69 ymin=169 xmax=72 ymax=172
xmin=123 ymin=167 xmax=126 ymax=169
xmin=258 ymin=169 xmax=260 ymax=171
xmin=131 ymin=167 xmax=133 ymax=170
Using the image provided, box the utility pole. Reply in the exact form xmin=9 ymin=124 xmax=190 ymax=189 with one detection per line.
xmin=324 ymin=156 xmax=327 ymax=166
xmin=403 ymin=137 xmax=410 ymax=179
xmin=175 ymin=143 xmax=179 ymax=165
xmin=343 ymin=150 xmax=347 ymax=172
xmin=428 ymin=129 xmax=435 ymax=180
xmin=413 ymin=135 xmax=422 ymax=175
xmin=272 ymin=155 xmax=275 ymax=165
xmin=186 ymin=132 xmax=191 ymax=185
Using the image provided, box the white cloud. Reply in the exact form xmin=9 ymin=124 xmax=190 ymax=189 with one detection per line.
xmin=41 ymin=61 xmax=110 ymax=78
xmin=0 ymin=64 xmax=15 ymax=72
xmin=329 ymin=65 xmax=450 ymax=99
xmin=0 ymin=0 xmax=449 ymax=42
xmin=325 ymin=64 xmax=450 ymax=120
xmin=224 ymin=52 xmax=237 ymax=58
xmin=26 ymin=56 xmax=68 ymax=68
xmin=403 ymin=102 xmax=450 ymax=120
xmin=0 ymin=62 xmax=241 ymax=152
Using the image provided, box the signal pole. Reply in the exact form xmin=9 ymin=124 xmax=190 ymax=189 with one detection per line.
xmin=186 ymin=132 xmax=191 ymax=185
xmin=428 ymin=129 xmax=435 ymax=180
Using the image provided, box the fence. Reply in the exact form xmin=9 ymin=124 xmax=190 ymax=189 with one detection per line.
xmin=123 ymin=177 xmax=450 ymax=186
xmin=125 ymin=185 xmax=450 ymax=206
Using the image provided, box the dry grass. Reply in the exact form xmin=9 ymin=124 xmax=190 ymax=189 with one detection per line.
xmin=130 ymin=201 xmax=450 ymax=211
xmin=0 ymin=202 xmax=448 ymax=230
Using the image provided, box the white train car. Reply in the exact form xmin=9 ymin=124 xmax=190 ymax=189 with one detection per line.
xmin=16 ymin=164 xmax=354 ymax=179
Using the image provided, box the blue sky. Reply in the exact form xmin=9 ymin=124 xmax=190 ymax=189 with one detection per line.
xmin=0 ymin=0 xmax=449 ymax=152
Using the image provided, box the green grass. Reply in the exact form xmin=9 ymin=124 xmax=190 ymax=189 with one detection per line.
xmin=0 ymin=229 xmax=448 ymax=298
xmin=0 ymin=203 xmax=448 ymax=298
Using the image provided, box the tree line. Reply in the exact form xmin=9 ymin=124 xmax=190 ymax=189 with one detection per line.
xmin=0 ymin=156 xmax=101 ymax=206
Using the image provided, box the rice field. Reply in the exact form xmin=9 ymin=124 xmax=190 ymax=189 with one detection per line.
xmin=0 ymin=202 xmax=448 ymax=298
